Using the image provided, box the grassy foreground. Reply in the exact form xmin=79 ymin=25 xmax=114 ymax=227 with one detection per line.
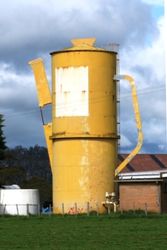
xmin=1 ymin=214 xmax=167 ymax=250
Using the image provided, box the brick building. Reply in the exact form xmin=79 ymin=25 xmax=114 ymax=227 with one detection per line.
xmin=117 ymin=154 xmax=167 ymax=213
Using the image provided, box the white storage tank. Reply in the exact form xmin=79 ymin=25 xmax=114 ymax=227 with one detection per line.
xmin=0 ymin=189 xmax=40 ymax=215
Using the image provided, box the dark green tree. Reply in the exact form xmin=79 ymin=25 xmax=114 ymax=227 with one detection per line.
xmin=0 ymin=114 xmax=7 ymax=159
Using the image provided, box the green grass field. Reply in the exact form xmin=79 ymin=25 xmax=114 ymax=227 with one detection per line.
xmin=1 ymin=214 xmax=167 ymax=250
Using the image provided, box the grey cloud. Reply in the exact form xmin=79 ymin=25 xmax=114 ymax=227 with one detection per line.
xmin=0 ymin=0 xmax=158 ymax=72
xmin=121 ymin=142 xmax=166 ymax=154
xmin=0 ymin=68 xmax=37 ymax=112
xmin=132 ymin=65 xmax=165 ymax=90
xmin=4 ymin=111 xmax=45 ymax=148
xmin=119 ymin=86 xmax=165 ymax=153
xmin=0 ymin=0 xmax=164 ymax=152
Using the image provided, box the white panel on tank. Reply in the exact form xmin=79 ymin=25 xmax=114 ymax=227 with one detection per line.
xmin=55 ymin=66 xmax=89 ymax=117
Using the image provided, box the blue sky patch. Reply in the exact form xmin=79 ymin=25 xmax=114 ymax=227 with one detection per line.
xmin=152 ymin=5 xmax=164 ymax=19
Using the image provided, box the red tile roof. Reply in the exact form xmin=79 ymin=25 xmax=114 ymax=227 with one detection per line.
xmin=118 ymin=154 xmax=167 ymax=173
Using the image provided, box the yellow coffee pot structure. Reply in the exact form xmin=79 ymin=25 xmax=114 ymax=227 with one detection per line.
xmin=29 ymin=38 xmax=143 ymax=214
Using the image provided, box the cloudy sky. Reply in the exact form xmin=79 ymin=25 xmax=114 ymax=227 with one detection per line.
xmin=0 ymin=0 xmax=165 ymax=153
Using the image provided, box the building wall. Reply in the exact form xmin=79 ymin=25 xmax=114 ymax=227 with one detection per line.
xmin=119 ymin=182 xmax=161 ymax=213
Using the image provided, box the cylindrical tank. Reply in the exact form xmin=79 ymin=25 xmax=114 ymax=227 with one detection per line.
xmin=0 ymin=189 xmax=40 ymax=215
xmin=50 ymin=39 xmax=118 ymax=213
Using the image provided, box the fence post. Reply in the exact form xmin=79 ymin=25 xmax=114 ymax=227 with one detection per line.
xmin=133 ymin=202 xmax=135 ymax=214
xmin=0 ymin=204 xmax=3 ymax=215
xmin=75 ymin=203 xmax=77 ymax=217
xmin=96 ymin=202 xmax=99 ymax=216
xmin=27 ymin=204 xmax=29 ymax=217
xmin=87 ymin=202 xmax=90 ymax=216
xmin=145 ymin=203 xmax=148 ymax=216
xmin=37 ymin=204 xmax=40 ymax=216
xmin=3 ymin=204 xmax=6 ymax=215
xmin=49 ymin=204 xmax=52 ymax=216
xmin=62 ymin=203 xmax=64 ymax=216
xmin=16 ymin=204 xmax=19 ymax=216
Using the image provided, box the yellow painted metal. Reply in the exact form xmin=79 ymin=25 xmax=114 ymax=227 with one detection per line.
xmin=51 ymin=39 xmax=118 ymax=213
xmin=43 ymin=123 xmax=53 ymax=169
xmin=29 ymin=58 xmax=52 ymax=107
xmin=115 ymin=75 xmax=143 ymax=176
xmin=29 ymin=38 xmax=143 ymax=214
xmin=29 ymin=59 xmax=53 ymax=168
xmin=71 ymin=38 xmax=96 ymax=47
xmin=53 ymin=139 xmax=117 ymax=213
xmin=63 ymin=37 xmax=104 ymax=52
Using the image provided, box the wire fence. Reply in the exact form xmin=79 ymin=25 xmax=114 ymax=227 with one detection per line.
xmin=0 ymin=202 xmax=151 ymax=217
xmin=0 ymin=202 xmax=113 ymax=216
xmin=0 ymin=204 xmax=40 ymax=216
